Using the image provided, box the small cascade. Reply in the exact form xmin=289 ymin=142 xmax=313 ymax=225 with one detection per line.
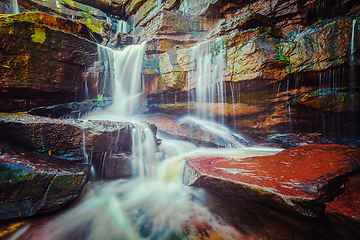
xmin=84 ymin=45 xmax=114 ymax=101
xmin=116 ymin=19 xmax=129 ymax=34
xmin=86 ymin=42 xmax=150 ymax=179
xmin=187 ymin=38 xmax=226 ymax=124
xmin=351 ymin=19 xmax=357 ymax=56
xmin=131 ymin=126 xmax=156 ymax=180
xmin=12 ymin=0 xmax=19 ymax=14
xmin=88 ymin=42 xmax=147 ymax=119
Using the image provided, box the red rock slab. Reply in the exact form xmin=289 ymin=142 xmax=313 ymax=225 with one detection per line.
xmin=326 ymin=173 xmax=360 ymax=221
xmin=183 ymin=144 xmax=360 ymax=217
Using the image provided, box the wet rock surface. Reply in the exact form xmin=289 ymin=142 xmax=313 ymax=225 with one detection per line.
xmin=269 ymin=133 xmax=336 ymax=148
xmin=101 ymin=153 xmax=133 ymax=180
xmin=290 ymin=88 xmax=360 ymax=112
xmin=183 ymin=144 xmax=360 ymax=218
xmin=147 ymin=113 xmax=247 ymax=148
xmin=0 ymin=113 xmax=134 ymax=161
xmin=0 ymin=17 xmax=100 ymax=112
xmin=0 ymin=141 xmax=90 ymax=220
xmin=28 ymin=98 xmax=113 ymax=118
xmin=326 ymin=173 xmax=360 ymax=221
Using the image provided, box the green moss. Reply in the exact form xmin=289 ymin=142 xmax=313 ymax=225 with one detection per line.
xmin=275 ymin=44 xmax=290 ymax=65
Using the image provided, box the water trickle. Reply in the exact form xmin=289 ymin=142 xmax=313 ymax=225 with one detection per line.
xmin=351 ymin=19 xmax=357 ymax=56
xmin=12 ymin=0 xmax=19 ymax=14
xmin=84 ymin=45 xmax=114 ymax=102
xmin=188 ymin=38 xmax=226 ymax=124
xmin=116 ymin=19 xmax=129 ymax=34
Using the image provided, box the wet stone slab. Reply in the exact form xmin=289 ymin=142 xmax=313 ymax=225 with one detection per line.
xmin=0 ymin=141 xmax=90 ymax=220
xmin=183 ymin=144 xmax=360 ymax=218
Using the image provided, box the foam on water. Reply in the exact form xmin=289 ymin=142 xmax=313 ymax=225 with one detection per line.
xmin=24 ymin=144 xmax=282 ymax=239
xmin=12 ymin=42 xmax=283 ymax=239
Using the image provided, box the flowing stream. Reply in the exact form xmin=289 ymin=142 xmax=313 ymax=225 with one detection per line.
xmin=8 ymin=43 xmax=283 ymax=240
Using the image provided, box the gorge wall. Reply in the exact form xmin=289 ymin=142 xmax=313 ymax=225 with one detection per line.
xmin=1 ymin=0 xmax=359 ymax=141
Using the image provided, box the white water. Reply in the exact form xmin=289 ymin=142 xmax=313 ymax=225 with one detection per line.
xmin=12 ymin=0 xmax=19 ymax=14
xmin=351 ymin=19 xmax=357 ymax=55
xmin=117 ymin=19 xmax=129 ymax=34
xmin=84 ymin=45 xmax=114 ymax=101
xmin=188 ymin=39 xmax=226 ymax=124
xmin=22 ymin=146 xmax=281 ymax=240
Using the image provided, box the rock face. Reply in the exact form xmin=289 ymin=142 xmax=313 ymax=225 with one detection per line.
xmin=183 ymin=144 xmax=360 ymax=218
xmin=17 ymin=0 xmax=111 ymax=42
xmin=121 ymin=0 xmax=360 ymax=138
xmin=0 ymin=14 xmax=104 ymax=112
xmin=290 ymin=88 xmax=360 ymax=112
xmin=0 ymin=113 xmax=134 ymax=161
xmin=1 ymin=12 xmax=99 ymax=42
xmin=0 ymin=141 xmax=90 ymax=220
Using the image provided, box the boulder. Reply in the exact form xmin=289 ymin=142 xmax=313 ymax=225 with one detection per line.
xmin=0 ymin=141 xmax=90 ymax=220
xmin=0 ymin=113 xmax=134 ymax=161
xmin=101 ymin=153 xmax=133 ymax=179
xmin=183 ymin=144 xmax=360 ymax=218
xmin=147 ymin=113 xmax=247 ymax=148
xmin=28 ymin=98 xmax=113 ymax=118
xmin=0 ymin=17 xmax=101 ymax=112
xmin=325 ymin=174 xmax=360 ymax=240
xmin=326 ymin=173 xmax=360 ymax=220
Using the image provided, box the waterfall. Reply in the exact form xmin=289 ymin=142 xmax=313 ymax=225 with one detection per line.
xmin=351 ymin=19 xmax=357 ymax=56
xmin=116 ymin=19 xmax=129 ymax=34
xmin=86 ymin=42 xmax=155 ymax=180
xmin=185 ymin=39 xmax=247 ymax=147
xmin=188 ymin=39 xmax=226 ymax=123
xmin=84 ymin=45 xmax=114 ymax=101
xmin=12 ymin=0 xmax=19 ymax=14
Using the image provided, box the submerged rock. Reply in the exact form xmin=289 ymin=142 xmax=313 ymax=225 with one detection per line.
xmin=183 ymin=144 xmax=360 ymax=218
xmin=0 ymin=141 xmax=90 ymax=220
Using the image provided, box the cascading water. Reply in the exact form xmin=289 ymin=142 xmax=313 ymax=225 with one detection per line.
xmin=188 ymin=39 xmax=226 ymax=124
xmin=12 ymin=0 xmax=19 ymax=14
xmin=84 ymin=45 xmax=114 ymax=102
xmin=185 ymin=38 xmax=247 ymax=147
xmin=9 ymin=42 xmax=282 ymax=239
xmin=116 ymin=19 xmax=129 ymax=34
